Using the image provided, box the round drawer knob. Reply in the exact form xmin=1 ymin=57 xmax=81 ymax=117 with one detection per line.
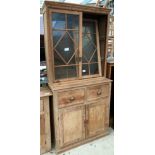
xmin=97 ymin=90 xmax=102 ymax=95
xmin=69 ymin=96 xmax=75 ymax=102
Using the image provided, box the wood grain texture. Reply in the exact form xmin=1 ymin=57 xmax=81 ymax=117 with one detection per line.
xmin=87 ymin=84 xmax=109 ymax=101
xmin=42 ymin=1 xmax=111 ymax=14
xmin=58 ymin=105 xmax=85 ymax=148
xmin=52 ymin=79 xmax=111 ymax=153
xmin=49 ymin=77 xmax=111 ymax=91
xmin=98 ymin=15 xmax=109 ymax=77
xmin=43 ymin=1 xmax=110 ymax=84
xmin=43 ymin=10 xmax=54 ymax=84
xmin=40 ymin=86 xmax=53 ymax=98
xmin=57 ymin=88 xmax=85 ymax=108
xmin=95 ymin=20 xmax=102 ymax=77
xmin=40 ymin=96 xmax=51 ymax=154
xmin=86 ymin=98 xmax=108 ymax=138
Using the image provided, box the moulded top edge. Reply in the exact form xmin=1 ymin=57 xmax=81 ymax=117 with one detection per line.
xmin=42 ymin=1 xmax=111 ymax=14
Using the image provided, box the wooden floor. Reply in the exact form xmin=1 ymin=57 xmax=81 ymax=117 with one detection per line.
xmin=43 ymin=128 xmax=114 ymax=155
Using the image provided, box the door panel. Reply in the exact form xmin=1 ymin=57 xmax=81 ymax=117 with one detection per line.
xmin=86 ymin=98 xmax=108 ymax=138
xmin=51 ymin=12 xmax=80 ymax=81
xmin=58 ymin=105 xmax=85 ymax=147
xmin=82 ymin=19 xmax=101 ymax=77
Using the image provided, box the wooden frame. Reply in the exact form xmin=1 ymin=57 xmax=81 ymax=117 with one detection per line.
xmin=42 ymin=1 xmax=111 ymax=14
xmin=40 ymin=97 xmax=51 ymax=154
xmin=82 ymin=19 xmax=102 ymax=78
xmin=50 ymin=11 xmax=102 ymax=81
xmin=50 ymin=9 xmax=82 ymax=82
xmin=43 ymin=2 xmax=110 ymax=84
xmin=40 ymin=87 xmax=52 ymax=154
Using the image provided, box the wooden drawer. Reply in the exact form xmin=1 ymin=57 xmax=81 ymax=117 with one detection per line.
xmin=87 ymin=84 xmax=109 ymax=101
xmin=57 ymin=88 xmax=85 ymax=108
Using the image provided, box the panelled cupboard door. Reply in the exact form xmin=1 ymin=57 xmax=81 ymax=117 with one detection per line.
xmin=86 ymin=98 xmax=108 ymax=138
xmin=58 ymin=105 xmax=85 ymax=148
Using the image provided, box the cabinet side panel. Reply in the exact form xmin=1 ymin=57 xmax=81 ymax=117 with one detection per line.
xmin=43 ymin=10 xmax=53 ymax=84
xmin=44 ymin=97 xmax=51 ymax=152
xmin=53 ymin=92 xmax=60 ymax=150
xmin=40 ymin=97 xmax=51 ymax=154
xmin=40 ymin=113 xmax=46 ymax=153
xmin=98 ymin=14 xmax=109 ymax=77
xmin=105 ymin=82 xmax=112 ymax=129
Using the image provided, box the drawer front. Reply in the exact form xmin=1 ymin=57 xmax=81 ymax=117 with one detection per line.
xmin=87 ymin=84 xmax=109 ymax=101
xmin=58 ymin=88 xmax=85 ymax=108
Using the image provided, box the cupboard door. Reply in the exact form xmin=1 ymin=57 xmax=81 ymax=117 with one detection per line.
xmin=51 ymin=11 xmax=81 ymax=81
xmin=58 ymin=105 xmax=85 ymax=147
xmin=86 ymin=98 xmax=108 ymax=138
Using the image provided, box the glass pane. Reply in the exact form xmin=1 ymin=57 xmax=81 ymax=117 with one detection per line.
xmin=68 ymin=31 xmax=79 ymax=49
xmin=90 ymin=51 xmax=98 ymax=63
xmin=68 ymin=55 xmax=76 ymax=65
xmin=83 ymin=42 xmax=96 ymax=61
xmin=67 ymin=14 xmax=79 ymax=29
xmin=55 ymin=67 xmax=67 ymax=80
xmin=54 ymin=50 xmax=65 ymax=65
xmin=52 ymin=13 xmax=66 ymax=29
xmin=82 ymin=64 xmax=89 ymax=76
xmin=82 ymin=20 xmax=99 ymax=77
xmin=90 ymin=63 xmax=99 ymax=75
xmin=55 ymin=66 xmax=77 ymax=80
xmin=83 ymin=21 xmax=96 ymax=34
xmin=83 ymin=26 xmax=86 ymax=34
xmin=82 ymin=55 xmax=88 ymax=63
xmin=82 ymin=35 xmax=89 ymax=50
xmin=55 ymin=32 xmax=75 ymax=63
xmin=87 ymin=33 xmax=96 ymax=45
xmin=67 ymin=66 xmax=77 ymax=78
xmin=52 ymin=13 xmax=80 ymax=80
xmin=53 ymin=31 xmax=65 ymax=46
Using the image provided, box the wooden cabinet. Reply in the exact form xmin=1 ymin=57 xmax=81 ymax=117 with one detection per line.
xmin=40 ymin=87 xmax=52 ymax=154
xmin=42 ymin=1 xmax=112 ymax=154
xmin=52 ymin=79 xmax=111 ymax=153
